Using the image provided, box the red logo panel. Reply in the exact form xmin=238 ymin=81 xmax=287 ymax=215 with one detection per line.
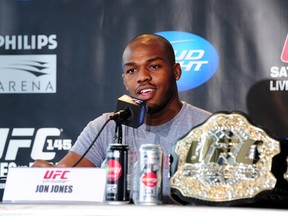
xmin=107 ymin=160 xmax=122 ymax=181
xmin=142 ymin=171 xmax=158 ymax=188
xmin=281 ymin=34 xmax=288 ymax=63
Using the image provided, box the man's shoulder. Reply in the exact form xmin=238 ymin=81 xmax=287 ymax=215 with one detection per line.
xmin=179 ymin=102 xmax=211 ymax=127
xmin=84 ymin=112 xmax=115 ymax=132
xmin=182 ymin=102 xmax=211 ymax=117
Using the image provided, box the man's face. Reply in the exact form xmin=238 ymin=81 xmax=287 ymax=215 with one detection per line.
xmin=122 ymin=40 xmax=181 ymax=113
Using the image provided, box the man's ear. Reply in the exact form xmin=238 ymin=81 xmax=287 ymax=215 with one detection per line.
xmin=122 ymin=73 xmax=128 ymax=90
xmin=174 ymin=63 xmax=182 ymax=81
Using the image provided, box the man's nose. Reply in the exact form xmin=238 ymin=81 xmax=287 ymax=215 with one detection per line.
xmin=137 ymin=68 xmax=151 ymax=82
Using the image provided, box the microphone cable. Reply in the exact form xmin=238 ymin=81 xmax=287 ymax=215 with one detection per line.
xmin=72 ymin=118 xmax=112 ymax=167
xmin=71 ymin=108 xmax=131 ymax=167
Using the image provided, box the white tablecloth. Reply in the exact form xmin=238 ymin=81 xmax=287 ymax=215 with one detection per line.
xmin=0 ymin=203 xmax=287 ymax=216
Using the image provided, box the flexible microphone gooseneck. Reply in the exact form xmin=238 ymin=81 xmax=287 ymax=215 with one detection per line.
xmin=109 ymin=107 xmax=132 ymax=124
xmin=71 ymin=95 xmax=146 ymax=167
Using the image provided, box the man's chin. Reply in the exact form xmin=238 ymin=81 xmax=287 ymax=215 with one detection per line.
xmin=147 ymin=105 xmax=163 ymax=114
xmin=147 ymin=105 xmax=155 ymax=114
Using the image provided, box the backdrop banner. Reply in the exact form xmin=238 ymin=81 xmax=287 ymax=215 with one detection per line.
xmin=0 ymin=0 xmax=288 ymax=200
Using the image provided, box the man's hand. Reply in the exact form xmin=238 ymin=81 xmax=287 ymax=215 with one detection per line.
xmin=31 ymin=152 xmax=95 ymax=168
xmin=32 ymin=159 xmax=56 ymax=167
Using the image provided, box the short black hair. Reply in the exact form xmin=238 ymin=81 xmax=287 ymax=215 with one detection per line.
xmin=127 ymin=33 xmax=176 ymax=65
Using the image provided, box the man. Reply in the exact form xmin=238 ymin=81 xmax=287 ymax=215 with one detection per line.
xmin=33 ymin=33 xmax=211 ymax=203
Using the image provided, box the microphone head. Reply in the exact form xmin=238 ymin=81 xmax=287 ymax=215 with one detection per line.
xmin=116 ymin=95 xmax=146 ymax=128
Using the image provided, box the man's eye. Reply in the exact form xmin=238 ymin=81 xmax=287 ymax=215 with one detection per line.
xmin=150 ymin=65 xmax=160 ymax=70
xmin=126 ymin=69 xmax=136 ymax=74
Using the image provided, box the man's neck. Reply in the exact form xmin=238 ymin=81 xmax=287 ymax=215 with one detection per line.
xmin=145 ymin=100 xmax=183 ymax=126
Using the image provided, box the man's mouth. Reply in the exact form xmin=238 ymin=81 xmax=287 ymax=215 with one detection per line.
xmin=138 ymin=88 xmax=156 ymax=100
xmin=140 ymin=88 xmax=155 ymax=94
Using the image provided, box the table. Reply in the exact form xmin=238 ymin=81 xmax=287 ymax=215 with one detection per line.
xmin=0 ymin=203 xmax=287 ymax=216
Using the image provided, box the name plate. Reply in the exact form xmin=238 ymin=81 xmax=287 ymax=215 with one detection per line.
xmin=3 ymin=167 xmax=107 ymax=203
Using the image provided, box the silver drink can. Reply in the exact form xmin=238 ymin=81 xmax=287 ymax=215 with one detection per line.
xmin=137 ymin=144 xmax=163 ymax=205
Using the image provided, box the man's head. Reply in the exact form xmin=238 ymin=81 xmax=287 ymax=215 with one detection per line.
xmin=122 ymin=33 xmax=182 ymax=115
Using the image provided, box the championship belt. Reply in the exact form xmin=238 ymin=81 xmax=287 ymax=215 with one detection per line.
xmin=170 ymin=111 xmax=288 ymax=206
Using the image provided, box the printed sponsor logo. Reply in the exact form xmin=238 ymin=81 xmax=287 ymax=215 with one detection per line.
xmin=269 ymin=33 xmax=288 ymax=91
xmin=0 ymin=34 xmax=58 ymax=94
xmin=0 ymin=128 xmax=72 ymax=181
xmin=0 ymin=55 xmax=56 ymax=93
xmin=37 ymin=170 xmax=72 ymax=192
xmin=44 ymin=170 xmax=70 ymax=180
xmin=0 ymin=128 xmax=72 ymax=161
xmin=106 ymin=160 xmax=122 ymax=181
xmin=142 ymin=171 xmax=157 ymax=188
xmin=156 ymin=31 xmax=219 ymax=92
xmin=281 ymin=34 xmax=288 ymax=63
xmin=0 ymin=35 xmax=57 ymax=50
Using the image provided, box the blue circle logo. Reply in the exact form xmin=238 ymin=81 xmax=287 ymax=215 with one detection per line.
xmin=156 ymin=31 xmax=219 ymax=92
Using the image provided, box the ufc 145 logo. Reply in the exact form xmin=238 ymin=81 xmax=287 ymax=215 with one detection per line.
xmin=0 ymin=128 xmax=72 ymax=161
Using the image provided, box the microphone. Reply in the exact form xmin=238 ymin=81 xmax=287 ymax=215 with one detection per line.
xmin=72 ymin=95 xmax=146 ymax=167
xmin=109 ymin=95 xmax=146 ymax=128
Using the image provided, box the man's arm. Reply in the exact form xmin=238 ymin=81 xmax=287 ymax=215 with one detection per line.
xmin=32 ymin=151 xmax=95 ymax=167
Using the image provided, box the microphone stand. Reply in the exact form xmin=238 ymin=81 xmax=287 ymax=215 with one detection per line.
xmin=115 ymin=122 xmax=123 ymax=144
